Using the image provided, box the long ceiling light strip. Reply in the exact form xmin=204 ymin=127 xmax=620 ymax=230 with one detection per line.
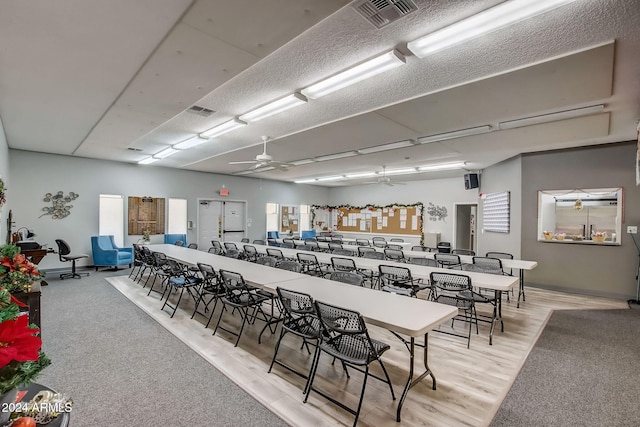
xmin=357 ymin=139 xmax=416 ymax=154
xmin=239 ymin=93 xmax=307 ymax=123
xmin=314 ymin=151 xmax=359 ymax=162
xmin=407 ymin=0 xmax=578 ymax=58
xmin=154 ymin=147 xmax=179 ymax=159
xmin=200 ymin=118 xmax=247 ymax=139
xmin=138 ymin=157 xmax=159 ymax=165
xmin=301 ymin=50 xmax=406 ymax=100
xmin=498 ymin=104 xmax=605 ymax=130
xmin=174 ymin=136 xmax=209 ymax=150
xmin=418 ymin=125 xmax=492 ymax=144
xmin=418 ymin=161 xmax=466 ymax=171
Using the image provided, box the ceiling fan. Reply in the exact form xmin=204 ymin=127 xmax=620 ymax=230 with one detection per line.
xmin=228 ymin=136 xmax=293 ymax=171
xmin=364 ymin=165 xmax=406 ymax=186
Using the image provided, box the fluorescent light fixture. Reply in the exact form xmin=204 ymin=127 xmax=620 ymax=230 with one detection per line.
xmin=253 ymin=166 xmax=275 ymax=172
xmin=407 ymin=0 xmax=578 ymax=58
xmin=290 ymin=158 xmax=316 ymax=166
xmin=153 ymin=147 xmax=179 ymax=159
xmin=199 ymin=118 xmax=247 ymax=138
xmin=294 ymin=178 xmax=318 ymax=184
xmin=316 ymin=176 xmax=344 ymax=182
xmin=345 ymin=171 xmax=377 ymax=178
xmin=418 ymin=125 xmax=492 ymax=144
xmin=418 ymin=161 xmax=466 ymax=171
xmin=174 ymin=136 xmax=209 ymax=150
xmin=301 ymin=50 xmax=405 ymax=99
xmin=234 ymin=170 xmax=255 ymax=176
xmin=357 ymin=139 xmax=416 ymax=154
xmin=314 ymin=151 xmax=358 ymax=162
xmin=498 ymin=104 xmax=605 ymax=130
xmin=239 ymin=93 xmax=307 ymax=123
xmin=138 ymin=157 xmax=159 ymax=165
xmin=385 ymin=168 xmax=417 ymax=175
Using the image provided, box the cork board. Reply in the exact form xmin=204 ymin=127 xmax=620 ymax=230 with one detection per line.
xmin=313 ymin=205 xmax=422 ymax=236
xmin=128 ymin=196 xmax=165 ymax=235
xmin=280 ymin=205 xmax=299 ymax=233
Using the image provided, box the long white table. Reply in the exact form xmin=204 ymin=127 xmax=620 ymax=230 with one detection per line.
xmin=147 ymin=244 xmax=458 ymax=421
xmin=233 ymin=241 xmax=518 ymax=345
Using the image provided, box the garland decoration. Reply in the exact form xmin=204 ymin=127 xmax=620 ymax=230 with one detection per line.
xmin=0 ymin=179 xmax=6 ymax=208
xmin=311 ymin=202 xmax=425 ymax=246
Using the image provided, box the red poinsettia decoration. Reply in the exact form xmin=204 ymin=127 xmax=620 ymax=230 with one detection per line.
xmin=0 ymin=245 xmax=43 ymax=293
xmin=0 ymin=315 xmax=41 ymax=368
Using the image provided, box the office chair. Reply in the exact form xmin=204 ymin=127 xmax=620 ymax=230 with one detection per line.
xmin=55 ymin=239 xmax=89 ymax=279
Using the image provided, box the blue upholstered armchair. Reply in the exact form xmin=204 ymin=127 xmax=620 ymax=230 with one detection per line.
xmin=164 ymin=234 xmax=187 ymax=245
xmin=91 ymin=235 xmax=133 ymax=270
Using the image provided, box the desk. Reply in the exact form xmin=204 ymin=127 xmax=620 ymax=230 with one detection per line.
xmin=20 ymin=248 xmax=54 ymax=286
xmin=13 ymin=282 xmax=41 ymax=330
xmin=146 ymin=244 xmax=458 ymax=422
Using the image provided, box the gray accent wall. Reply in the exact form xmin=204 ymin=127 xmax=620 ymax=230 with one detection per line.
xmin=8 ymin=150 xmax=329 ymax=270
xmin=521 ymin=141 xmax=640 ymax=299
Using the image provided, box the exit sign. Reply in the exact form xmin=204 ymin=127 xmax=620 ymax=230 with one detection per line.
xmin=219 ymin=188 xmax=229 ymax=196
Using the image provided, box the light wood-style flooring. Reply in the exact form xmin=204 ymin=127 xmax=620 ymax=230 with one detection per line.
xmin=108 ymin=275 xmax=628 ymax=427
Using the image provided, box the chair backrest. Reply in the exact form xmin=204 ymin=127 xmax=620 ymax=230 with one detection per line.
xmin=331 ymin=248 xmax=353 ymax=256
xmin=358 ymin=246 xmax=376 ymax=256
xmin=187 ymin=243 xmax=198 ymax=249
xmin=328 ymin=242 xmax=343 ymax=251
xmin=208 ymin=246 xmax=224 ymax=255
xmin=411 ymin=245 xmax=426 ymax=252
xmin=243 ymin=245 xmax=258 ymax=261
xmin=409 ymin=257 xmax=437 ymax=267
xmin=297 ymin=252 xmax=319 ymax=266
xmin=331 ymin=257 xmax=357 ymax=272
xmin=329 ymin=271 xmax=364 ymax=286
xmin=434 ymin=253 xmax=461 ymax=267
xmin=305 ymin=241 xmax=320 ymax=251
xmin=197 ymin=262 xmax=218 ymax=282
xmin=472 ymin=256 xmax=504 ymax=274
xmin=224 ymin=249 xmax=241 ymax=259
xmin=356 ymin=238 xmax=370 ymax=246
xmin=378 ymin=264 xmax=412 ymax=285
xmin=277 ymin=260 xmax=303 ymax=273
xmin=372 ymin=237 xmax=387 ymax=248
xmin=165 ymin=258 xmax=185 ymax=276
xmin=437 ymin=241 xmax=451 ymax=253
xmin=224 ymin=242 xmax=238 ymax=251
xmin=486 ymin=251 xmax=514 ymax=260
xmin=92 ymin=235 xmax=115 ymax=251
xmin=174 ymin=240 xmax=184 ymax=246
xmin=211 ymin=240 xmax=223 ymax=250
xmin=362 ymin=250 xmax=385 ymax=260
xmin=314 ymin=300 xmax=368 ymax=337
xmin=281 ymin=238 xmax=295 ymax=249
xmin=385 ymin=244 xmax=403 ymax=250
xmin=384 ymin=248 xmax=405 ymax=262
xmin=430 ymin=272 xmax=472 ymax=295
xmin=452 ymin=249 xmax=475 ymax=256
xmin=152 ymin=251 xmax=168 ymax=268
xmin=55 ymin=239 xmax=71 ymax=258
xmin=253 ymin=239 xmax=266 ymax=245
xmin=256 ymin=256 xmax=278 ymax=267
xmin=266 ymin=248 xmax=284 ymax=259
xmin=390 ymin=238 xmax=404 ymax=243
xmin=219 ymin=270 xmax=253 ymax=301
xmin=277 ymin=287 xmax=316 ymax=322
xmin=240 ymin=238 xmax=250 ymax=243
xmin=267 ymin=238 xmax=279 ymax=247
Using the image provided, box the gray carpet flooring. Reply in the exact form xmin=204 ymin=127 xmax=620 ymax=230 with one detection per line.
xmin=491 ymin=307 xmax=640 ymax=427
xmin=36 ymin=268 xmax=287 ymax=427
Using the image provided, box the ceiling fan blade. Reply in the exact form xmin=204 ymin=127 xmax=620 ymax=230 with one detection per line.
xmin=229 ymin=160 xmax=258 ymax=165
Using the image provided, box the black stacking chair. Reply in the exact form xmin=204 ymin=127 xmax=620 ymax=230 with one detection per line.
xmin=256 ymin=256 xmax=278 ymax=267
xmin=372 ymin=237 xmax=387 ymax=248
xmin=213 ymin=270 xmax=272 ymax=347
xmin=409 ymin=257 xmax=438 ymax=267
xmin=384 ymin=248 xmax=405 ymax=262
xmin=240 ymin=238 xmax=250 ymax=243
xmin=174 ymin=240 xmax=184 ymax=247
xmin=434 ymin=253 xmax=463 ymax=269
xmin=210 ymin=240 xmax=224 ymax=255
xmin=357 ymin=246 xmax=376 ymax=257
xmin=55 ymin=239 xmax=89 ymax=279
xmin=277 ymin=260 xmax=303 ymax=273
xmin=452 ymin=249 xmax=475 ymax=256
xmin=429 ymin=272 xmax=477 ymax=348
xmin=253 ymin=239 xmax=266 ymax=245
xmin=379 ymin=264 xmax=429 ymax=297
xmin=187 ymin=243 xmax=198 ymax=249
xmin=129 ymin=243 xmax=145 ymax=280
xmin=191 ymin=262 xmax=225 ymax=326
xmin=390 ymin=238 xmax=404 ymax=243
xmin=305 ymin=300 xmax=395 ymax=427
xmin=356 ymin=238 xmax=370 ymax=246
xmin=269 ymin=288 xmax=321 ymax=394
xmin=161 ymin=259 xmax=202 ymax=318
xmin=328 ymin=271 xmax=364 ymax=287
xmin=243 ymin=244 xmax=259 ymax=262
xmin=297 ymin=252 xmax=332 ymax=277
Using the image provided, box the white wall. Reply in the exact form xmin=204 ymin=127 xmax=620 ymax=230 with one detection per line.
xmin=328 ymin=177 xmax=479 ymax=244
xmin=0 ymin=117 xmax=9 ymax=243
xmin=8 ymin=150 xmax=329 ymax=270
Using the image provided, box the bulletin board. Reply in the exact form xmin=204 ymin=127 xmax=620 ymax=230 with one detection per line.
xmin=311 ymin=204 xmax=423 ymax=237
xmin=280 ymin=205 xmax=299 ymax=234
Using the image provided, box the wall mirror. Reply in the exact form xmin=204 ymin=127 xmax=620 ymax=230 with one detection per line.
xmin=537 ymin=187 xmax=622 ymax=245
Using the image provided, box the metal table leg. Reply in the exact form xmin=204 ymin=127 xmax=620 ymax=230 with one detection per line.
xmin=489 ymin=290 xmax=504 ymax=345
xmin=396 ymin=333 xmax=435 ymax=422
xmin=517 ymin=269 xmax=526 ymax=308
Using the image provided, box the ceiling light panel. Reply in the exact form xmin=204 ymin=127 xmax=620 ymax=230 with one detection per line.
xmin=407 ymin=0 xmax=578 ymax=58
xmin=290 ymin=159 xmax=316 ymax=166
xmin=385 ymin=167 xmax=417 ymax=175
xmin=357 ymin=139 xmax=415 ymax=154
xmin=154 ymin=147 xmax=179 ymax=159
xmin=301 ymin=50 xmax=405 ymax=99
xmin=314 ymin=151 xmax=359 ymax=162
xmin=345 ymin=171 xmax=377 ymax=178
xmin=316 ymin=175 xmax=345 ymax=181
xmin=138 ymin=157 xmax=159 ymax=165
xmin=418 ymin=161 xmax=466 ymax=171
xmin=200 ymin=118 xmax=247 ymax=138
xmin=418 ymin=125 xmax=492 ymax=144
xmin=294 ymin=178 xmax=318 ymax=184
xmin=498 ymin=104 xmax=605 ymax=130
xmin=239 ymin=93 xmax=308 ymax=123
xmin=174 ymin=136 xmax=209 ymax=150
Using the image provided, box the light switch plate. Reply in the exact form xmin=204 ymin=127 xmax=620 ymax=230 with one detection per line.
xmin=627 ymin=225 xmax=638 ymax=234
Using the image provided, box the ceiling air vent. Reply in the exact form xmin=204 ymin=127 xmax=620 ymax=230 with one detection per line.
xmin=187 ymin=105 xmax=215 ymax=117
xmin=352 ymin=0 xmax=418 ymax=29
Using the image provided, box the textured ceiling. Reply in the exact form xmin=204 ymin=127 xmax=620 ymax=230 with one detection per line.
xmin=1 ymin=0 xmax=639 ymax=187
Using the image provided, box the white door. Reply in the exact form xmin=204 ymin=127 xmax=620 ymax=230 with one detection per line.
xmin=198 ymin=200 xmax=223 ymax=249
xmin=223 ymin=201 xmax=246 ymax=241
